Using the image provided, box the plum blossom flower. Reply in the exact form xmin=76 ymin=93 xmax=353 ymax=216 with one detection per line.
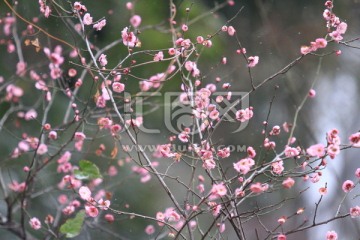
xmin=355 ymin=168 xmax=360 ymax=178
xmin=145 ymin=225 xmax=155 ymax=235
xmin=271 ymin=160 xmax=284 ymax=175
xmin=79 ymin=186 xmax=92 ymax=200
xmin=329 ymin=22 xmax=347 ymax=42
xmin=36 ymin=143 xmax=48 ymax=155
xmin=93 ymin=19 xmax=106 ymax=31
xmin=130 ymin=15 xmax=142 ymax=28
xmin=83 ymin=13 xmax=93 ymax=25
xmin=306 ymin=143 xmax=325 ymax=158
xmin=217 ymin=147 xmax=230 ymax=158
xmin=269 ymin=125 xmax=281 ymax=136
xmin=277 ymin=234 xmax=286 ymax=240
xmin=122 ymin=27 xmax=138 ymax=47
xmin=16 ymin=61 xmax=27 ymax=76
xmin=39 ymin=0 xmax=51 ymax=18
xmin=326 ymin=231 xmax=338 ymax=240
xmin=284 ymin=146 xmax=300 ymax=158
xmin=247 ymin=56 xmax=259 ymax=68
xmin=350 ymin=206 xmax=360 ymax=218
xmin=250 ymin=182 xmax=268 ymax=193
xmin=85 ymin=205 xmax=99 ymax=217
xmin=247 ymin=146 xmax=256 ymax=158
xmin=300 ymin=38 xmax=327 ymax=54
xmin=227 ymin=26 xmax=236 ymax=36
xmin=25 ymin=109 xmax=37 ymax=121
xmin=184 ymin=61 xmax=200 ymax=77
xmin=233 ymin=158 xmax=255 ymax=174
xmin=210 ymin=183 xmax=227 ymax=199
xmin=349 ymin=132 xmax=360 ymax=147
xmin=98 ymin=198 xmax=111 ymax=210
xmin=98 ymin=54 xmax=108 ymax=67
xmin=153 ymin=51 xmax=164 ymax=61
xmin=105 ymin=214 xmax=115 ymax=223
xmin=342 ymin=180 xmax=354 ymax=192
xmin=112 ymin=82 xmax=125 ymax=93
xmin=282 ymin=177 xmax=295 ymax=189
xmin=327 ymin=144 xmax=340 ymax=159
xmin=29 ymin=217 xmax=41 ymax=230
xmin=8 ymin=181 xmax=26 ymax=192
xmin=236 ymin=107 xmax=253 ymax=122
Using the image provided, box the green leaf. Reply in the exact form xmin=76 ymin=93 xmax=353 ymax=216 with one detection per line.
xmin=74 ymin=160 xmax=102 ymax=180
xmin=59 ymin=210 xmax=85 ymax=238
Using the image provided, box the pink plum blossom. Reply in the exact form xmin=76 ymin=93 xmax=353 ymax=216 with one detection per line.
xmin=29 ymin=217 xmax=41 ymax=230
xmin=306 ymin=144 xmax=325 ymax=158
xmin=350 ymin=206 xmax=360 ymax=218
xmin=247 ymin=56 xmax=259 ymax=68
xmin=98 ymin=54 xmax=108 ymax=67
xmin=342 ymin=180 xmax=354 ymax=192
xmin=112 ymin=82 xmax=125 ymax=93
xmin=130 ymin=15 xmax=142 ymax=28
xmin=83 ymin=13 xmax=93 ymax=25
xmin=326 ymin=231 xmax=338 ymax=240
xmin=85 ymin=205 xmax=99 ymax=217
xmin=79 ymin=186 xmax=92 ymax=200
xmin=93 ymin=19 xmax=106 ymax=31
xmin=282 ymin=177 xmax=295 ymax=189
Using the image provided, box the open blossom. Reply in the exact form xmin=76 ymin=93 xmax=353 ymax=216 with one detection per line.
xmin=98 ymin=54 xmax=108 ymax=67
xmin=349 ymin=132 xmax=360 ymax=147
xmin=233 ymin=158 xmax=255 ymax=175
xmin=83 ymin=13 xmax=93 ymax=25
xmin=85 ymin=205 xmax=99 ymax=217
xmin=329 ymin=22 xmax=347 ymax=42
xmin=269 ymin=125 xmax=281 ymax=136
xmin=36 ymin=143 xmax=48 ymax=155
xmin=217 ymin=147 xmax=230 ymax=158
xmin=342 ymin=180 xmax=355 ymax=192
xmin=145 ymin=225 xmax=155 ymax=235
xmin=112 ymin=82 xmax=125 ymax=93
xmin=122 ymin=27 xmax=138 ymax=47
xmin=327 ymin=144 xmax=340 ymax=159
xmin=300 ymin=38 xmax=327 ymax=55
xmin=39 ymin=0 xmax=51 ymax=18
xmin=236 ymin=107 xmax=253 ymax=122
xmin=271 ymin=160 xmax=284 ymax=175
xmin=184 ymin=61 xmax=200 ymax=77
xmin=98 ymin=198 xmax=111 ymax=210
xmin=247 ymin=56 xmax=259 ymax=67
xmin=306 ymin=143 xmax=325 ymax=158
xmin=355 ymin=168 xmax=360 ymax=178
xmin=350 ymin=206 xmax=360 ymax=218
xmin=130 ymin=15 xmax=142 ymax=28
xmin=282 ymin=177 xmax=295 ymax=189
xmin=250 ymin=182 xmax=268 ymax=193
xmin=210 ymin=183 xmax=227 ymax=199
xmin=29 ymin=217 xmax=41 ymax=230
xmin=326 ymin=231 xmax=338 ymax=240
xmin=284 ymin=146 xmax=300 ymax=158
xmin=277 ymin=234 xmax=286 ymax=240
xmin=93 ymin=19 xmax=106 ymax=31
xmin=8 ymin=181 xmax=26 ymax=192
xmin=247 ymin=146 xmax=256 ymax=158
xmin=153 ymin=51 xmax=164 ymax=61
xmin=79 ymin=186 xmax=92 ymax=200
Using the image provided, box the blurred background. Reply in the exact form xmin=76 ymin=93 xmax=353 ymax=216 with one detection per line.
xmin=1 ymin=0 xmax=360 ymax=239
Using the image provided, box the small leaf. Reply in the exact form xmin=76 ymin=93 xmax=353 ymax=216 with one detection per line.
xmin=74 ymin=160 xmax=102 ymax=180
xmin=60 ymin=210 xmax=85 ymax=238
